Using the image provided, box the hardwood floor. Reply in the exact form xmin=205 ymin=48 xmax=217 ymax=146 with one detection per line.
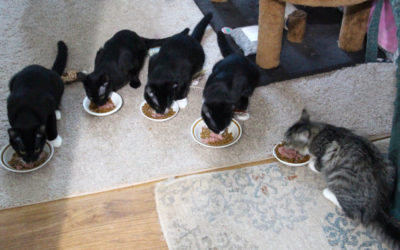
xmin=0 ymin=135 xmax=389 ymax=250
xmin=0 ymin=158 xmax=278 ymax=250
xmin=0 ymin=182 xmax=166 ymax=250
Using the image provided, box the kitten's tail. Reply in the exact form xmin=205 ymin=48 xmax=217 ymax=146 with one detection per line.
xmin=51 ymin=41 xmax=68 ymax=75
xmin=143 ymin=28 xmax=189 ymax=49
xmin=191 ymin=13 xmax=213 ymax=42
xmin=375 ymin=210 xmax=400 ymax=249
xmin=143 ymin=37 xmax=168 ymax=49
xmin=217 ymin=31 xmax=235 ymax=57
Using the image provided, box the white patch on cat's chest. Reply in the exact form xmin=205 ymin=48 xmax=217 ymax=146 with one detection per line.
xmin=99 ymin=82 xmax=109 ymax=96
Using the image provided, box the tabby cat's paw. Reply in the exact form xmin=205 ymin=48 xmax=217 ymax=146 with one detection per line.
xmin=308 ymin=159 xmax=320 ymax=174
xmin=49 ymin=135 xmax=62 ymax=148
xmin=55 ymin=110 xmax=61 ymax=120
xmin=176 ymin=98 xmax=188 ymax=109
xmin=323 ymin=188 xmax=342 ymax=209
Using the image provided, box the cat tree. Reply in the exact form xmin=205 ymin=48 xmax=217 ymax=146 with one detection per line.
xmin=256 ymin=0 xmax=372 ymax=69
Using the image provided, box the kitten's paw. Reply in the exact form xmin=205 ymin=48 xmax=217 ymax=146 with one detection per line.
xmin=55 ymin=110 xmax=61 ymax=120
xmin=234 ymin=110 xmax=250 ymax=121
xmin=308 ymin=159 xmax=320 ymax=174
xmin=49 ymin=135 xmax=62 ymax=148
xmin=176 ymin=98 xmax=188 ymax=109
xmin=323 ymin=188 xmax=342 ymax=209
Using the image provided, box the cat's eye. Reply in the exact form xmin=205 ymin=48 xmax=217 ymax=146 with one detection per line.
xmin=19 ymin=150 xmax=26 ymax=155
xmin=34 ymin=148 xmax=41 ymax=153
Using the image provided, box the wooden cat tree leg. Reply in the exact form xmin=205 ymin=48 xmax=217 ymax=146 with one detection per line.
xmin=338 ymin=1 xmax=372 ymax=52
xmin=256 ymin=0 xmax=286 ymax=69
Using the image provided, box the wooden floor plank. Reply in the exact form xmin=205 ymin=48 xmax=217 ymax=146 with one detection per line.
xmin=0 ymin=183 xmax=167 ymax=250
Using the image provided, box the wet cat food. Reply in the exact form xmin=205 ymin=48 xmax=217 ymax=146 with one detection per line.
xmin=89 ymin=98 xmax=116 ymax=113
xmin=200 ymin=127 xmax=233 ymax=146
xmin=275 ymin=143 xmax=310 ymax=163
xmin=8 ymin=152 xmax=49 ymax=170
xmin=142 ymin=103 xmax=175 ymax=119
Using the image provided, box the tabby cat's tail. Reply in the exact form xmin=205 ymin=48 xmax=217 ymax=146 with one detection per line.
xmin=217 ymin=31 xmax=235 ymax=57
xmin=376 ymin=210 xmax=400 ymax=249
xmin=51 ymin=41 xmax=68 ymax=76
xmin=191 ymin=13 xmax=213 ymax=42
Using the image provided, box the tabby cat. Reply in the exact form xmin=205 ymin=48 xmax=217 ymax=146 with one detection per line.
xmin=284 ymin=109 xmax=399 ymax=247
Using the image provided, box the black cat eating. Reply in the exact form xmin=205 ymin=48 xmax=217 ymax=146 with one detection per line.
xmin=144 ymin=13 xmax=213 ymax=114
xmin=7 ymin=41 xmax=68 ymax=163
xmin=78 ymin=30 xmax=172 ymax=107
xmin=201 ymin=31 xmax=260 ymax=134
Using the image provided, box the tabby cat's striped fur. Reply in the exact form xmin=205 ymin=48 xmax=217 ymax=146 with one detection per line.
xmin=284 ymin=109 xmax=399 ymax=248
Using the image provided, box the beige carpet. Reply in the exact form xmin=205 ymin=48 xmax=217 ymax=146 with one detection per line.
xmin=0 ymin=0 xmax=396 ymax=209
xmin=155 ymin=140 xmax=391 ymax=249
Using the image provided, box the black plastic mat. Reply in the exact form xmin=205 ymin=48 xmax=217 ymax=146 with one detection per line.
xmin=194 ymin=0 xmax=366 ymax=85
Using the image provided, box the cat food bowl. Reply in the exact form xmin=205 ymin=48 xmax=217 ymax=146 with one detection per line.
xmin=272 ymin=143 xmax=311 ymax=167
xmin=83 ymin=92 xmax=123 ymax=117
xmin=140 ymin=101 xmax=179 ymax=122
xmin=191 ymin=118 xmax=242 ymax=148
xmin=1 ymin=142 xmax=54 ymax=173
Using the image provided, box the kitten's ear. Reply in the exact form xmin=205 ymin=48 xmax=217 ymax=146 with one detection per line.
xmin=77 ymin=72 xmax=88 ymax=82
xmin=8 ymin=128 xmax=17 ymax=139
xmin=300 ymin=109 xmax=310 ymax=122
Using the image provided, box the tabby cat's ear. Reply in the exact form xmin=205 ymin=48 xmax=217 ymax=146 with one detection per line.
xmin=8 ymin=128 xmax=17 ymax=139
xmin=300 ymin=109 xmax=310 ymax=122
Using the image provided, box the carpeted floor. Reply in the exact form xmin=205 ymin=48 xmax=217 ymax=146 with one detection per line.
xmin=155 ymin=152 xmax=391 ymax=249
xmin=0 ymin=0 xmax=396 ymax=209
xmin=193 ymin=0 xmax=367 ymax=85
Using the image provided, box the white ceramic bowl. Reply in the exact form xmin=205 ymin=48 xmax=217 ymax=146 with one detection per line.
xmin=191 ymin=118 xmax=242 ymax=148
xmin=1 ymin=142 xmax=54 ymax=173
xmin=83 ymin=92 xmax=123 ymax=117
xmin=140 ymin=101 xmax=179 ymax=122
xmin=272 ymin=143 xmax=311 ymax=167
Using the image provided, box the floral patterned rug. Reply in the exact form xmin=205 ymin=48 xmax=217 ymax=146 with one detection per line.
xmin=155 ymin=162 xmax=389 ymax=249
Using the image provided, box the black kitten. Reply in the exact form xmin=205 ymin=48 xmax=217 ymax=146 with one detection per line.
xmin=7 ymin=41 xmax=67 ymax=162
xmin=201 ymin=31 xmax=260 ymax=134
xmin=145 ymin=13 xmax=213 ymax=114
xmin=78 ymin=30 xmax=171 ymax=106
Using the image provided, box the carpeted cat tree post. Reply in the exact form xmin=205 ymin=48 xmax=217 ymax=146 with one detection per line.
xmin=256 ymin=0 xmax=372 ymax=69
